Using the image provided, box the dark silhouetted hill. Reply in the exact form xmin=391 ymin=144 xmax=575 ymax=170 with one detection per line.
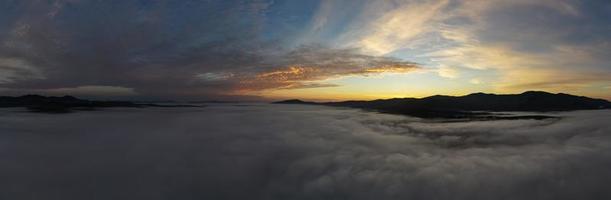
xmin=0 ymin=95 xmax=201 ymax=113
xmin=273 ymin=99 xmax=319 ymax=105
xmin=0 ymin=95 xmax=141 ymax=113
xmin=274 ymin=91 xmax=611 ymax=119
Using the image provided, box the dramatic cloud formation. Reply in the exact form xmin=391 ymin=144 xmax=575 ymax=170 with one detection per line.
xmin=1 ymin=0 xmax=610 ymax=100
xmin=1 ymin=105 xmax=611 ymax=199
xmin=0 ymin=1 xmax=418 ymax=100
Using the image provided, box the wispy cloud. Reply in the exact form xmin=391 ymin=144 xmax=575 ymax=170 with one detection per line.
xmin=339 ymin=0 xmax=450 ymax=55
xmin=330 ymin=0 xmax=611 ymax=96
xmin=0 ymin=57 xmax=44 ymax=84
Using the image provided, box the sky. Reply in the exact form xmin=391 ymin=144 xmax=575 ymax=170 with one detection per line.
xmin=0 ymin=0 xmax=610 ymax=101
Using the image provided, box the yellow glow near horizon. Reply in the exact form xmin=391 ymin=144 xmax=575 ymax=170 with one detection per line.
xmin=236 ymin=0 xmax=611 ymax=102
xmin=246 ymin=72 xmax=487 ymax=101
xmin=245 ymin=70 xmax=611 ymax=101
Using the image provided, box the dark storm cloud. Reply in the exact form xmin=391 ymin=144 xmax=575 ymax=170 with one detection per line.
xmin=0 ymin=0 xmax=271 ymax=97
xmin=1 ymin=105 xmax=611 ymax=200
xmin=0 ymin=0 xmax=417 ymax=99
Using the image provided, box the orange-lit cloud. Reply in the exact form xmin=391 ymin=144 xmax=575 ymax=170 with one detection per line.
xmin=231 ymin=46 xmax=419 ymax=92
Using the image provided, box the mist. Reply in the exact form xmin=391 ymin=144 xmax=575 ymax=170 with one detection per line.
xmin=1 ymin=105 xmax=610 ymax=200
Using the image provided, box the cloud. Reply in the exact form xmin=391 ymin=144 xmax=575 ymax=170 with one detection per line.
xmin=454 ymin=0 xmax=611 ymax=92
xmin=1 ymin=0 xmax=609 ymax=99
xmin=339 ymin=0 xmax=450 ymax=55
xmin=469 ymin=78 xmax=481 ymax=84
xmin=0 ymin=57 xmax=44 ymax=84
xmin=1 ymin=105 xmax=611 ymax=199
xmin=277 ymin=82 xmax=340 ymax=90
xmin=0 ymin=1 xmax=274 ymax=98
xmin=0 ymin=1 xmax=418 ymax=99
xmin=233 ymin=45 xmax=419 ymax=92
xmin=329 ymin=0 xmax=611 ymax=96
xmin=437 ymin=65 xmax=460 ymax=79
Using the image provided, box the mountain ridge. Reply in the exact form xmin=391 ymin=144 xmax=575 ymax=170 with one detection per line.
xmin=274 ymin=91 xmax=611 ymax=119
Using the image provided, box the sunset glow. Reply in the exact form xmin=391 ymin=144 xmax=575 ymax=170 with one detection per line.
xmin=2 ymin=1 xmax=611 ymax=199
xmin=0 ymin=1 xmax=609 ymax=101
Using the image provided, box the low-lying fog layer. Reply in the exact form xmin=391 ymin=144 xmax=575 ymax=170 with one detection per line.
xmin=1 ymin=104 xmax=610 ymax=200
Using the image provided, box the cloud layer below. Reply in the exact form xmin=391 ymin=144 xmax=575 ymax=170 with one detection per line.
xmin=1 ymin=105 xmax=611 ymax=199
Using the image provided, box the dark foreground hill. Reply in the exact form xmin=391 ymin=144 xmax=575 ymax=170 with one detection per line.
xmin=275 ymin=91 xmax=611 ymax=119
xmin=0 ymin=95 xmax=199 ymax=113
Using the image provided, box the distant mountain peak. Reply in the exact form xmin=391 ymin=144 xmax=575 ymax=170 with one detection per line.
xmin=520 ymin=91 xmax=554 ymax=95
xmin=273 ymin=99 xmax=318 ymax=105
xmin=466 ymin=92 xmax=493 ymax=96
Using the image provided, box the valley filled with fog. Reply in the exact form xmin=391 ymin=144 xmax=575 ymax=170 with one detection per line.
xmin=1 ymin=105 xmax=610 ymax=200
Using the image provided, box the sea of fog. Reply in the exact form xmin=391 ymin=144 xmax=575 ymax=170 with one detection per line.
xmin=1 ymin=104 xmax=611 ymax=200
